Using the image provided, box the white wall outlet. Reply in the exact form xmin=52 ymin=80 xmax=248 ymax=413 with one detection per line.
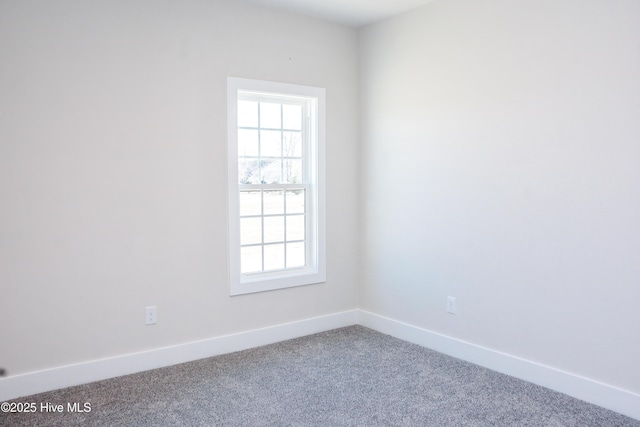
xmin=447 ymin=296 xmax=456 ymax=314
xmin=145 ymin=306 xmax=157 ymax=325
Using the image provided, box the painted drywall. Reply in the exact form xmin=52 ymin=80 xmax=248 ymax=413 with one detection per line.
xmin=0 ymin=0 xmax=359 ymax=376
xmin=359 ymin=0 xmax=640 ymax=394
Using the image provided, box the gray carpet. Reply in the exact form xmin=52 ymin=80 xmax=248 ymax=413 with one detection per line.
xmin=2 ymin=326 xmax=638 ymax=426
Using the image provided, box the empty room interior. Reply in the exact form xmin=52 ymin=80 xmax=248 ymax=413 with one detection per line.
xmin=1 ymin=0 xmax=639 ymax=424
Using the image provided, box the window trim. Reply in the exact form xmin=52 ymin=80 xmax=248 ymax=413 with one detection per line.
xmin=227 ymin=77 xmax=326 ymax=296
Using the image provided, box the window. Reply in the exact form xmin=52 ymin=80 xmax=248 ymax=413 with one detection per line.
xmin=227 ymin=77 xmax=326 ymax=295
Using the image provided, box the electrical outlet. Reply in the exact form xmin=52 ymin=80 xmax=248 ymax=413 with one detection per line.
xmin=447 ymin=296 xmax=456 ymax=314
xmin=145 ymin=306 xmax=157 ymax=325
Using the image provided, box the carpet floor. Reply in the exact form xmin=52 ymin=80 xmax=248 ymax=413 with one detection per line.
xmin=2 ymin=326 xmax=639 ymax=426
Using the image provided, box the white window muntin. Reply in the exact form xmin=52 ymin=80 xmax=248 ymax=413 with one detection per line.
xmin=237 ymin=94 xmax=315 ymax=279
xmin=227 ymin=77 xmax=326 ymax=295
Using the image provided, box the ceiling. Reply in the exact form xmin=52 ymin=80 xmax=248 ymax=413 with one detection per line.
xmin=241 ymin=0 xmax=436 ymax=27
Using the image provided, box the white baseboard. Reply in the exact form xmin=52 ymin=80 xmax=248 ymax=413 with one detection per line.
xmin=3 ymin=308 xmax=638 ymax=422
xmin=0 ymin=309 xmax=358 ymax=402
xmin=357 ymin=310 xmax=640 ymax=421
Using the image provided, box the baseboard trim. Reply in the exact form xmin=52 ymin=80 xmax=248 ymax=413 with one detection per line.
xmin=357 ymin=310 xmax=640 ymax=421
xmin=0 ymin=309 xmax=358 ymax=402
xmin=3 ymin=308 xmax=638 ymax=421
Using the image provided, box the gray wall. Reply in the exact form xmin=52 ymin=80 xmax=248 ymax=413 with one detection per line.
xmin=359 ymin=0 xmax=640 ymax=393
xmin=0 ymin=0 xmax=359 ymax=375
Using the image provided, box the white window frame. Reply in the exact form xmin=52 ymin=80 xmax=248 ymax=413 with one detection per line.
xmin=227 ymin=77 xmax=326 ymax=296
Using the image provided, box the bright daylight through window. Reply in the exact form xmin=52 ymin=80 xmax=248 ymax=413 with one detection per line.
xmin=227 ymin=77 xmax=326 ymax=295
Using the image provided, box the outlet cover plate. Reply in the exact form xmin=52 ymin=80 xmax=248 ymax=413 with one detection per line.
xmin=145 ymin=306 xmax=157 ymax=325
xmin=447 ymin=296 xmax=456 ymax=314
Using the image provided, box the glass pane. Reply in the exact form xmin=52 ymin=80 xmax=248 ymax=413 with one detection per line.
xmin=263 ymin=190 xmax=284 ymax=215
xmin=286 ymin=215 xmax=305 ymax=241
xmin=238 ymin=129 xmax=259 ymax=156
xmin=286 ymin=242 xmax=305 ymax=268
xmin=240 ymin=217 xmax=262 ymax=245
xmin=260 ymin=159 xmax=281 ymax=184
xmin=260 ymin=130 xmax=281 ymax=157
xmin=240 ymin=190 xmax=261 ymax=216
xmin=283 ymin=104 xmax=302 ymax=130
xmin=239 ymin=158 xmax=260 ymax=184
xmin=283 ymin=159 xmax=302 ymax=184
xmin=283 ymin=132 xmax=302 ymax=157
xmin=260 ymin=102 xmax=281 ymax=129
xmin=264 ymin=216 xmax=284 ymax=243
xmin=286 ymin=190 xmax=305 ymax=214
xmin=238 ymin=100 xmax=258 ymax=128
xmin=241 ymin=246 xmax=262 ymax=274
xmin=264 ymin=244 xmax=285 ymax=271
